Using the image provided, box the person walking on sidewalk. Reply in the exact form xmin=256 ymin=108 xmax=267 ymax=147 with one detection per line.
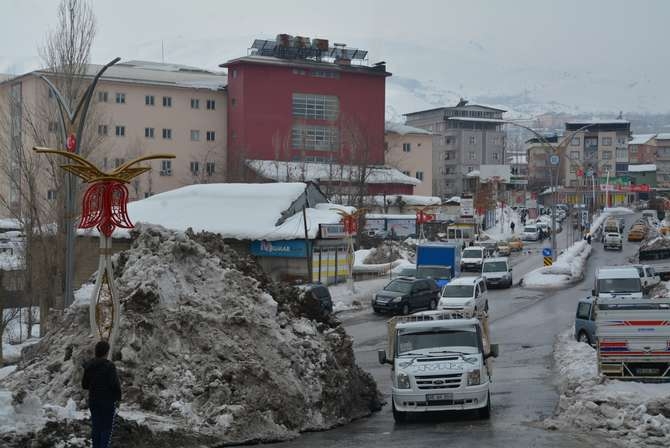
xmin=82 ymin=340 xmax=121 ymax=448
xmin=510 ymin=221 xmax=516 ymax=233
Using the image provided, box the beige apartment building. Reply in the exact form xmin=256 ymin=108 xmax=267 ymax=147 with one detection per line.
xmin=384 ymin=122 xmax=433 ymax=196
xmin=0 ymin=60 xmax=227 ymax=218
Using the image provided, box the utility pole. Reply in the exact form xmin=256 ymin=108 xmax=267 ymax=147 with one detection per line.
xmin=302 ymin=206 xmax=312 ymax=283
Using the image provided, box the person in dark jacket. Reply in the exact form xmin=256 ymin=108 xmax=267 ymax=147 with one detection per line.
xmin=82 ymin=340 xmax=121 ymax=448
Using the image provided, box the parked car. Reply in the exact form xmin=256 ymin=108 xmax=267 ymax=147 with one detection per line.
xmin=300 ymin=283 xmax=334 ymax=316
xmin=633 ymin=264 xmax=661 ymax=291
xmin=603 ymin=232 xmax=623 ymax=251
xmin=496 ymin=241 xmax=511 ymax=256
xmin=575 ymin=296 xmax=596 ymax=345
xmin=628 ymin=225 xmax=646 ymax=242
xmin=372 ymin=277 xmax=440 ymax=315
xmin=521 ymin=225 xmax=540 ymax=241
xmin=508 ymin=236 xmax=524 ymax=252
xmin=438 ymin=276 xmax=489 ymax=313
xmin=481 ymin=257 xmax=513 ymax=288
xmin=460 ymin=246 xmax=486 ymax=272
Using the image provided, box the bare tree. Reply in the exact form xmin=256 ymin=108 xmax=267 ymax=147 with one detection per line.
xmin=0 ymin=304 xmax=20 ymax=367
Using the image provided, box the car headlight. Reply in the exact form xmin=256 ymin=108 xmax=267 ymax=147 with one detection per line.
xmin=465 ymin=299 xmax=475 ymax=308
xmin=392 ymin=296 xmax=403 ymax=303
xmin=467 ymin=369 xmax=481 ymax=386
xmin=396 ymin=372 xmax=411 ymax=389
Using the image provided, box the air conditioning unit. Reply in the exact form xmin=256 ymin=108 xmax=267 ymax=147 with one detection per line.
xmin=159 ymin=170 xmax=172 ymax=176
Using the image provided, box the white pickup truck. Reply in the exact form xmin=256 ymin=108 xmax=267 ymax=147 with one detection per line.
xmin=595 ymin=297 xmax=670 ymax=379
xmin=378 ymin=310 xmax=499 ymax=422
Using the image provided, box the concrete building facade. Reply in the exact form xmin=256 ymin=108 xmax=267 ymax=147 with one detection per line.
xmin=0 ymin=60 xmax=227 ymax=218
xmin=654 ymin=134 xmax=670 ymax=187
xmin=404 ymin=101 xmax=506 ymax=197
xmin=384 ymin=122 xmax=433 ymax=196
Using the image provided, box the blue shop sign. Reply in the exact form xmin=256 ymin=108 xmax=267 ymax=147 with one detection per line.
xmin=250 ymin=239 xmax=307 ymax=258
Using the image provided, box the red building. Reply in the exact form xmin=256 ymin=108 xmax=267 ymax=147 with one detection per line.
xmin=220 ymin=36 xmax=418 ymax=195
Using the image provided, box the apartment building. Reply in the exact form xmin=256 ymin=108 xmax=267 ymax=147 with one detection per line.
xmin=384 ymin=122 xmax=433 ymax=196
xmin=627 ymin=134 xmax=656 ymax=165
xmin=563 ymin=120 xmax=631 ymax=187
xmin=0 ymin=60 xmax=227 ymax=218
xmin=655 ymin=134 xmax=670 ymax=187
xmin=526 ymin=135 xmax=559 ymax=189
xmin=404 ymin=100 xmax=506 ymax=197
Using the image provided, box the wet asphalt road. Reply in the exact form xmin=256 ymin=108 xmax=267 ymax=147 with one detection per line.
xmin=273 ymin=214 xmax=639 ymax=448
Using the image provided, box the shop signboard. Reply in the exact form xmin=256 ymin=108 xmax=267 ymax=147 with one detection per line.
xmin=250 ymin=240 xmax=307 ymax=258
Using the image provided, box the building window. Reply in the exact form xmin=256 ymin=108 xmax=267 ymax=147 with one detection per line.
xmin=190 ymin=130 xmax=200 ymax=141
xmin=402 ymin=143 xmax=411 ymax=152
xmin=190 ymin=161 xmax=199 ymax=175
xmin=115 ymin=93 xmax=125 ymax=104
xmin=570 ymin=165 xmax=576 ymax=173
xmin=47 ymin=189 xmax=56 ymax=200
xmin=48 ymin=121 xmax=58 ymax=133
xmin=468 ymin=151 xmax=476 ymax=160
xmin=492 ymin=152 xmax=498 ymax=160
xmin=162 ymin=128 xmax=172 ymax=139
xmin=98 ymin=124 xmax=108 ymax=136
xmin=616 ymin=148 xmax=627 ymax=159
xmin=469 ymin=136 xmax=476 ymax=145
xmin=445 ymin=136 xmax=455 ymax=145
xmin=232 ymin=69 xmax=238 ymax=78
xmin=617 ymin=136 xmax=627 ymax=146
xmin=145 ymin=95 xmax=155 ymax=106
xmin=602 ymin=151 xmax=612 ymax=160
xmin=144 ymin=192 xmax=152 ymax=198
xmin=115 ymin=125 xmax=125 ymax=137
xmin=292 ymin=93 xmax=339 ymax=120
xmin=98 ymin=91 xmax=108 ymax=103
xmin=206 ymin=162 xmax=215 ymax=176
xmin=190 ymin=98 xmax=199 ymax=109
xmin=602 ymin=137 xmax=612 ymax=146
xmin=467 ymin=166 xmax=474 ymax=173
xmin=402 ymin=170 xmax=410 ymax=176
xmin=571 ymin=137 xmax=580 ymax=146
xmin=114 ymin=158 xmax=125 ymax=168
xmin=416 ymin=171 xmax=424 ymax=181
xmin=231 ymin=98 xmax=237 ymax=107
xmin=102 ymin=158 xmax=108 ymax=169
xmin=144 ymin=127 xmax=155 ymax=138
xmin=160 ymin=159 xmax=172 ymax=176
xmin=291 ymin=125 xmax=338 ymax=151
xmin=206 ymin=99 xmax=216 ymax=110
xmin=206 ymin=131 xmax=216 ymax=141
xmin=292 ymin=68 xmax=307 ymax=76
xmin=162 ymin=96 xmax=172 ymax=107
xmin=570 ymin=150 xmax=579 ymax=160
xmin=310 ymin=70 xmax=339 ymax=79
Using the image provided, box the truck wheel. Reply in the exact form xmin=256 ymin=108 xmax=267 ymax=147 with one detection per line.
xmin=478 ymin=392 xmax=491 ymax=419
xmin=429 ymin=299 xmax=437 ymax=310
xmin=392 ymin=399 xmax=407 ymax=423
xmin=401 ymin=303 xmax=410 ymax=315
xmin=577 ymin=331 xmax=591 ymax=345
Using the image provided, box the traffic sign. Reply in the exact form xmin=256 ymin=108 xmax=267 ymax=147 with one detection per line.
xmin=586 ymin=168 xmax=593 ymax=177
xmin=542 ymin=248 xmax=552 ymax=257
xmin=544 ymin=256 xmax=553 ymax=266
xmin=549 ymin=155 xmax=560 ymax=166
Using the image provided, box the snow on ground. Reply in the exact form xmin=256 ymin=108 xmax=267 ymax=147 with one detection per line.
xmin=522 ymin=240 xmax=592 ymax=288
xmin=544 ymin=329 xmax=670 ymax=446
xmin=603 ymin=207 xmax=635 ymax=215
xmin=481 ymin=205 xmax=521 ymax=242
xmin=2 ymin=309 xmax=40 ymax=365
xmin=330 ymin=277 xmax=390 ymax=313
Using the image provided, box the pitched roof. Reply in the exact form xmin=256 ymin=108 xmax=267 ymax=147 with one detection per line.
xmin=385 ymin=121 xmax=432 ymax=135
xmin=628 ymin=134 xmax=656 ymax=145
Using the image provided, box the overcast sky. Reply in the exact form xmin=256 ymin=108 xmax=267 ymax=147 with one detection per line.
xmin=2 ymin=0 xmax=669 ymax=116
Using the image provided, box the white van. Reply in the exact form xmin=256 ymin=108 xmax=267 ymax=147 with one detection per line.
xmin=592 ymin=266 xmax=643 ymax=299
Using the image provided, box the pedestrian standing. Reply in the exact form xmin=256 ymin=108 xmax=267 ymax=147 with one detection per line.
xmin=83 ymin=340 xmax=121 ymax=448
xmin=510 ymin=221 xmax=516 ymax=233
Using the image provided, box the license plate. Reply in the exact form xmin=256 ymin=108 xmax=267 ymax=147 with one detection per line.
xmin=426 ymin=393 xmax=453 ymax=401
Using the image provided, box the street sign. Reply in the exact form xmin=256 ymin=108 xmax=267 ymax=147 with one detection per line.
xmin=586 ymin=168 xmax=593 ymax=177
xmin=549 ymin=155 xmax=560 ymax=166
xmin=544 ymin=256 xmax=553 ymax=266
xmin=542 ymin=248 xmax=552 ymax=257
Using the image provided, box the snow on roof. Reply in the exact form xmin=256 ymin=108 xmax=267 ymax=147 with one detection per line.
xmin=448 ymin=117 xmax=507 ymax=124
xmin=655 ymin=133 xmax=670 ymax=140
xmin=247 ymin=160 xmax=421 ymax=185
xmin=370 ymin=195 xmax=441 ymax=206
xmin=628 ymin=164 xmax=656 ymax=172
xmin=466 ymin=170 xmax=480 ymax=178
xmin=31 ymin=60 xmax=227 ymax=91
xmin=77 ymin=183 xmax=345 ymax=241
xmin=0 ymin=219 xmax=21 ymax=230
xmin=628 ymin=134 xmax=656 ymax=145
xmin=444 ymin=196 xmax=461 ymax=204
xmin=366 ymin=213 xmax=417 ymax=220
xmin=385 ymin=121 xmax=432 ymax=135
xmin=565 ymin=119 xmax=630 ymax=125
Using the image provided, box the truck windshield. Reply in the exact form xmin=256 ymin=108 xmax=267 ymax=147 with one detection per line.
xmin=384 ymin=280 xmax=413 ymax=294
xmin=524 ymin=227 xmax=536 ymax=233
xmin=397 ymin=329 xmax=478 ymax=355
xmin=483 ymin=262 xmax=507 ymax=272
xmin=417 ymin=266 xmax=451 ymax=279
xmin=462 ymin=249 xmax=482 ymax=258
xmin=597 ymin=278 xmax=641 ymax=294
xmin=443 ymin=285 xmax=474 ymax=297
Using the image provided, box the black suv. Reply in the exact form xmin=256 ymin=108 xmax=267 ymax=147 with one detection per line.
xmin=302 ymin=284 xmax=334 ymax=316
xmin=372 ymin=277 xmax=439 ymax=315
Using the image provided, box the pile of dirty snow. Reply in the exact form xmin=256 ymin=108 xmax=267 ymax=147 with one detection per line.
xmin=0 ymin=226 xmax=381 ymax=446
xmin=523 ymin=241 xmax=591 ymax=288
xmin=544 ymin=330 xmax=670 ymax=446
